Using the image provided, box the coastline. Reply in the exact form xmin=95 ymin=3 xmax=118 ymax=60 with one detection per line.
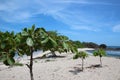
xmin=0 ymin=48 xmax=120 ymax=80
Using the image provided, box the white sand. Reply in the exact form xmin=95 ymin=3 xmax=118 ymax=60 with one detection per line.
xmin=78 ymin=48 xmax=95 ymax=51
xmin=0 ymin=48 xmax=120 ymax=80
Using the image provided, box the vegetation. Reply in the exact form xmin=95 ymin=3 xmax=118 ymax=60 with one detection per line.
xmin=0 ymin=25 xmax=77 ymax=80
xmin=0 ymin=24 xmax=109 ymax=80
xmin=99 ymin=44 xmax=107 ymax=49
xmin=72 ymin=42 xmax=107 ymax=49
xmin=40 ymin=30 xmax=58 ymax=57
xmin=93 ymin=49 xmax=106 ymax=67
xmin=42 ymin=31 xmax=78 ymax=57
xmin=71 ymin=40 xmax=84 ymax=48
xmin=0 ymin=31 xmax=16 ymax=66
xmin=82 ymin=42 xmax=99 ymax=48
xmin=42 ymin=31 xmax=64 ymax=56
xmin=15 ymin=25 xmax=50 ymax=80
xmin=73 ymin=51 xmax=88 ymax=71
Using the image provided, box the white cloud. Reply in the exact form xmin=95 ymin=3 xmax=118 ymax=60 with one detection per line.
xmin=0 ymin=0 xmax=113 ymax=21
xmin=70 ymin=26 xmax=100 ymax=32
xmin=59 ymin=30 xmax=80 ymax=36
xmin=0 ymin=0 xmax=69 ymax=22
xmin=51 ymin=8 xmax=102 ymax=32
xmin=0 ymin=0 xmax=118 ymax=32
xmin=113 ymin=24 xmax=120 ymax=32
xmin=1 ymin=12 xmax=31 ymax=22
xmin=55 ymin=0 xmax=117 ymax=6
xmin=0 ymin=0 xmax=34 ymax=22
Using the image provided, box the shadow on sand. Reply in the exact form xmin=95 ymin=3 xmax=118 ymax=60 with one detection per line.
xmin=86 ymin=64 xmax=102 ymax=69
xmin=69 ymin=64 xmax=103 ymax=75
xmin=33 ymin=55 xmax=66 ymax=59
xmin=69 ymin=67 xmax=83 ymax=75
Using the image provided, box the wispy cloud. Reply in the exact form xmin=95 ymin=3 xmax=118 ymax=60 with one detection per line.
xmin=59 ymin=30 xmax=80 ymax=36
xmin=51 ymin=7 xmax=103 ymax=32
xmin=0 ymin=11 xmax=31 ymax=22
xmin=0 ymin=0 xmax=68 ymax=22
xmin=56 ymin=0 xmax=115 ymax=5
xmin=37 ymin=0 xmax=118 ymax=32
xmin=0 ymin=0 xmax=34 ymax=22
xmin=113 ymin=24 xmax=120 ymax=32
xmin=70 ymin=25 xmax=100 ymax=32
xmin=0 ymin=0 xmax=119 ymax=32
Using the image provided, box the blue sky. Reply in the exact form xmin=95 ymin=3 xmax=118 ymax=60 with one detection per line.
xmin=0 ymin=0 xmax=120 ymax=46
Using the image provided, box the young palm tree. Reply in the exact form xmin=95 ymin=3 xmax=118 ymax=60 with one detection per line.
xmin=73 ymin=51 xmax=88 ymax=71
xmin=93 ymin=49 xmax=106 ymax=67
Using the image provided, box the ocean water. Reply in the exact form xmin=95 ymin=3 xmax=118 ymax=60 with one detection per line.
xmin=106 ymin=50 xmax=120 ymax=57
xmin=86 ymin=50 xmax=120 ymax=58
xmin=107 ymin=46 xmax=120 ymax=49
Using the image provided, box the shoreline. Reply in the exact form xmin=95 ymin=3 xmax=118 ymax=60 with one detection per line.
xmin=14 ymin=48 xmax=120 ymax=62
xmin=14 ymin=47 xmax=120 ymax=59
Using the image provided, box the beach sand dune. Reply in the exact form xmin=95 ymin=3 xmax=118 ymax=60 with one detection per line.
xmin=0 ymin=50 xmax=120 ymax=80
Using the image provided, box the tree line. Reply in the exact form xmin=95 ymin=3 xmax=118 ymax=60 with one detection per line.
xmin=71 ymin=41 xmax=107 ymax=49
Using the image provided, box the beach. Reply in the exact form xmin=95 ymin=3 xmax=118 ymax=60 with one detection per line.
xmin=0 ymin=48 xmax=120 ymax=80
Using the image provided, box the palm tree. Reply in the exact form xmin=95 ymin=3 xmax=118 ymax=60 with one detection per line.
xmin=73 ymin=51 xmax=88 ymax=71
xmin=93 ymin=49 xmax=106 ymax=67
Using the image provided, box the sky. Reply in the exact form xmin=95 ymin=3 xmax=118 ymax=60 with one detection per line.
xmin=0 ymin=0 xmax=120 ymax=46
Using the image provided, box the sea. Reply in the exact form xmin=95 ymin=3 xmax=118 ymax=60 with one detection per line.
xmin=86 ymin=46 xmax=120 ymax=58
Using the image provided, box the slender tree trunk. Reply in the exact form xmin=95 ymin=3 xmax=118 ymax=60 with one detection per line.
xmin=30 ymin=51 xmax=34 ymax=80
xmin=82 ymin=58 xmax=84 ymax=71
xmin=26 ymin=47 xmax=34 ymax=80
xmin=100 ymin=57 xmax=102 ymax=67
xmin=52 ymin=51 xmax=57 ymax=57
